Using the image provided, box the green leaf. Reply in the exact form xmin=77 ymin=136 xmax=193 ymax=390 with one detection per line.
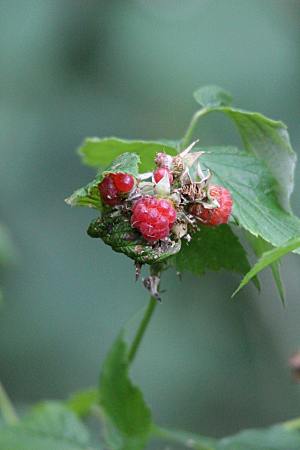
xmin=67 ymin=388 xmax=99 ymax=418
xmin=174 ymin=224 xmax=252 ymax=278
xmin=201 ymin=147 xmax=300 ymax=253
xmin=78 ymin=138 xmax=177 ymax=173
xmin=0 ymin=402 xmax=95 ymax=450
xmin=88 ymin=214 xmax=181 ymax=265
xmin=152 ymin=425 xmax=216 ymax=450
xmin=193 ymin=87 xmax=296 ymax=211
xmin=65 ymin=184 xmax=102 ymax=209
xmin=218 ymin=107 xmax=296 ymax=211
xmin=194 ymin=85 xmax=232 ymax=108
xmin=216 ymin=425 xmax=300 ymax=450
xmin=233 ymin=236 xmax=300 ymax=297
xmin=270 ymin=262 xmax=285 ymax=304
xmin=100 ymin=152 xmax=141 ymax=180
xmin=99 ymin=334 xmax=152 ymax=450
xmin=246 ymin=234 xmax=285 ymax=304
xmin=65 ymin=152 xmax=141 ymax=210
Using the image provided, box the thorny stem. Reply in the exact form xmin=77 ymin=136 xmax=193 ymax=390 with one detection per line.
xmin=128 ymin=296 xmax=157 ymax=365
xmin=0 ymin=381 xmax=18 ymax=425
xmin=181 ymin=107 xmax=209 ymax=150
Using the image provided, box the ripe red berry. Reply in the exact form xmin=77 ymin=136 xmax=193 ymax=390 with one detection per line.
xmin=153 ymin=167 xmax=173 ymax=185
xmin=112 ymin=173 xmax=135 ymax=193
xmin=98 ymin=172 xmax=135 ymax=206
xmin=131 ymin=196 xmax=177 ymax=242
xmin=189 ymin=185 xmax=233 ymax=226
xmin=98 ymin=174 xmax=119 ymax=206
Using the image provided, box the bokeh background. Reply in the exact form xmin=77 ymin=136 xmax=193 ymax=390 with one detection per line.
xmin=1 ymin=0 xmax=300 ymax=446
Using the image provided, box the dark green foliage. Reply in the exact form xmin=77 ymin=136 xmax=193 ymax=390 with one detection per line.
xmin=78 ymin=138 xmax=177 ymax=172
xmin=88 ymin=213 xmax=181 ymax=264
xmin=175 ymin=224 xmax=251 ymax=276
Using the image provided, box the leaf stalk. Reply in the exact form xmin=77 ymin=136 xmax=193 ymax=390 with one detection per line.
xmin=128 ymin=296 xmax=157 ymax=365
xmin=181 ymin=108 xmax=209 ymax=150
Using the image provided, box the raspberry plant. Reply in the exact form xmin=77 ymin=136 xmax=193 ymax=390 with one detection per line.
xmin=1 ymin=85 xmax=300 ymax=449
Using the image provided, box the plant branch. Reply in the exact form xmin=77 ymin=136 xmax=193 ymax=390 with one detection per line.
xmin=0 ymin=381 xmax=18 ymax=425
xmin=128 ymin=296 xmax=157 ymax=365
xmin=181 ymin=108 xmax=209 ymax=150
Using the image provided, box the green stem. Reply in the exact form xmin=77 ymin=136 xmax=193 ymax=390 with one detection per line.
xmin=0 ymin=381 xmax=18 ymax=425
xmin=128 ymin=296 xmax=157 ymax=365
xmin=181 ymin=108 xmax=209 ymax=150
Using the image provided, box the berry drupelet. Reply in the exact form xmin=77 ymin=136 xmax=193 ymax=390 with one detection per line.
xmin=112 ymin=173 xmax=135 ymax=193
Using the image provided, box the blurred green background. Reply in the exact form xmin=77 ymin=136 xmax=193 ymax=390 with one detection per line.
xmin=1 ymin=0 xmax=300 ymax=444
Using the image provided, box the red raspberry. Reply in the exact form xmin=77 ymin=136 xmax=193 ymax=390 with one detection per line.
xmin=98 ymin=174 xmax=119 ymax=206
xmin=153 ymin=167 xmax=173 ymax=184
xmin=189 ymin=185 xmax=233 ymax=226
xmin=98 ymin=172 xmax=135 ymax=205
xmin=131 ymin=196 xmax=177 ymax=242
xmin=112 ymin=173 xmax=135 ymax=193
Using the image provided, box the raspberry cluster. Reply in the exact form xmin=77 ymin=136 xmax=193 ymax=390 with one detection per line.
xmin=96 ymin=149 xmax=233 ymax=247
xmin=131 ymin=197 xmax=176 ymax=242
xmin=98 ymin=173 xmax=135 ymax=205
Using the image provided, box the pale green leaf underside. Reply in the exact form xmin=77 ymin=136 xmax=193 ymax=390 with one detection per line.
xmin=65 ymin=184 xmax=102 ymax=209
xmin=0 ymin=402 xmax=94 ymax=450
xmin=152 ymin=425 xmax=216 ymax=450
xmin=153 ymin=424 xmax=300 ymax=450
xmin=78 ymin=137 xmax=177 ymax=172
xmin=65 ymin=152 xmax=141 ymax=210
xmin=201 ymin=147 xmax=300 ymax=253
xmin=216 ymin=425 xmax=300 ymax=450
xmin=101 ymin=152 xmax=140 ymax=179
xmin=175 ymin=225 xmax=251 ymax=277
xmin=99 ymin=334 xmax=152 ymax=450
xmin=233 ymin=236 xmax=300 ymax=297
xmin=194 ymin=85 xmax=232 ymax=108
